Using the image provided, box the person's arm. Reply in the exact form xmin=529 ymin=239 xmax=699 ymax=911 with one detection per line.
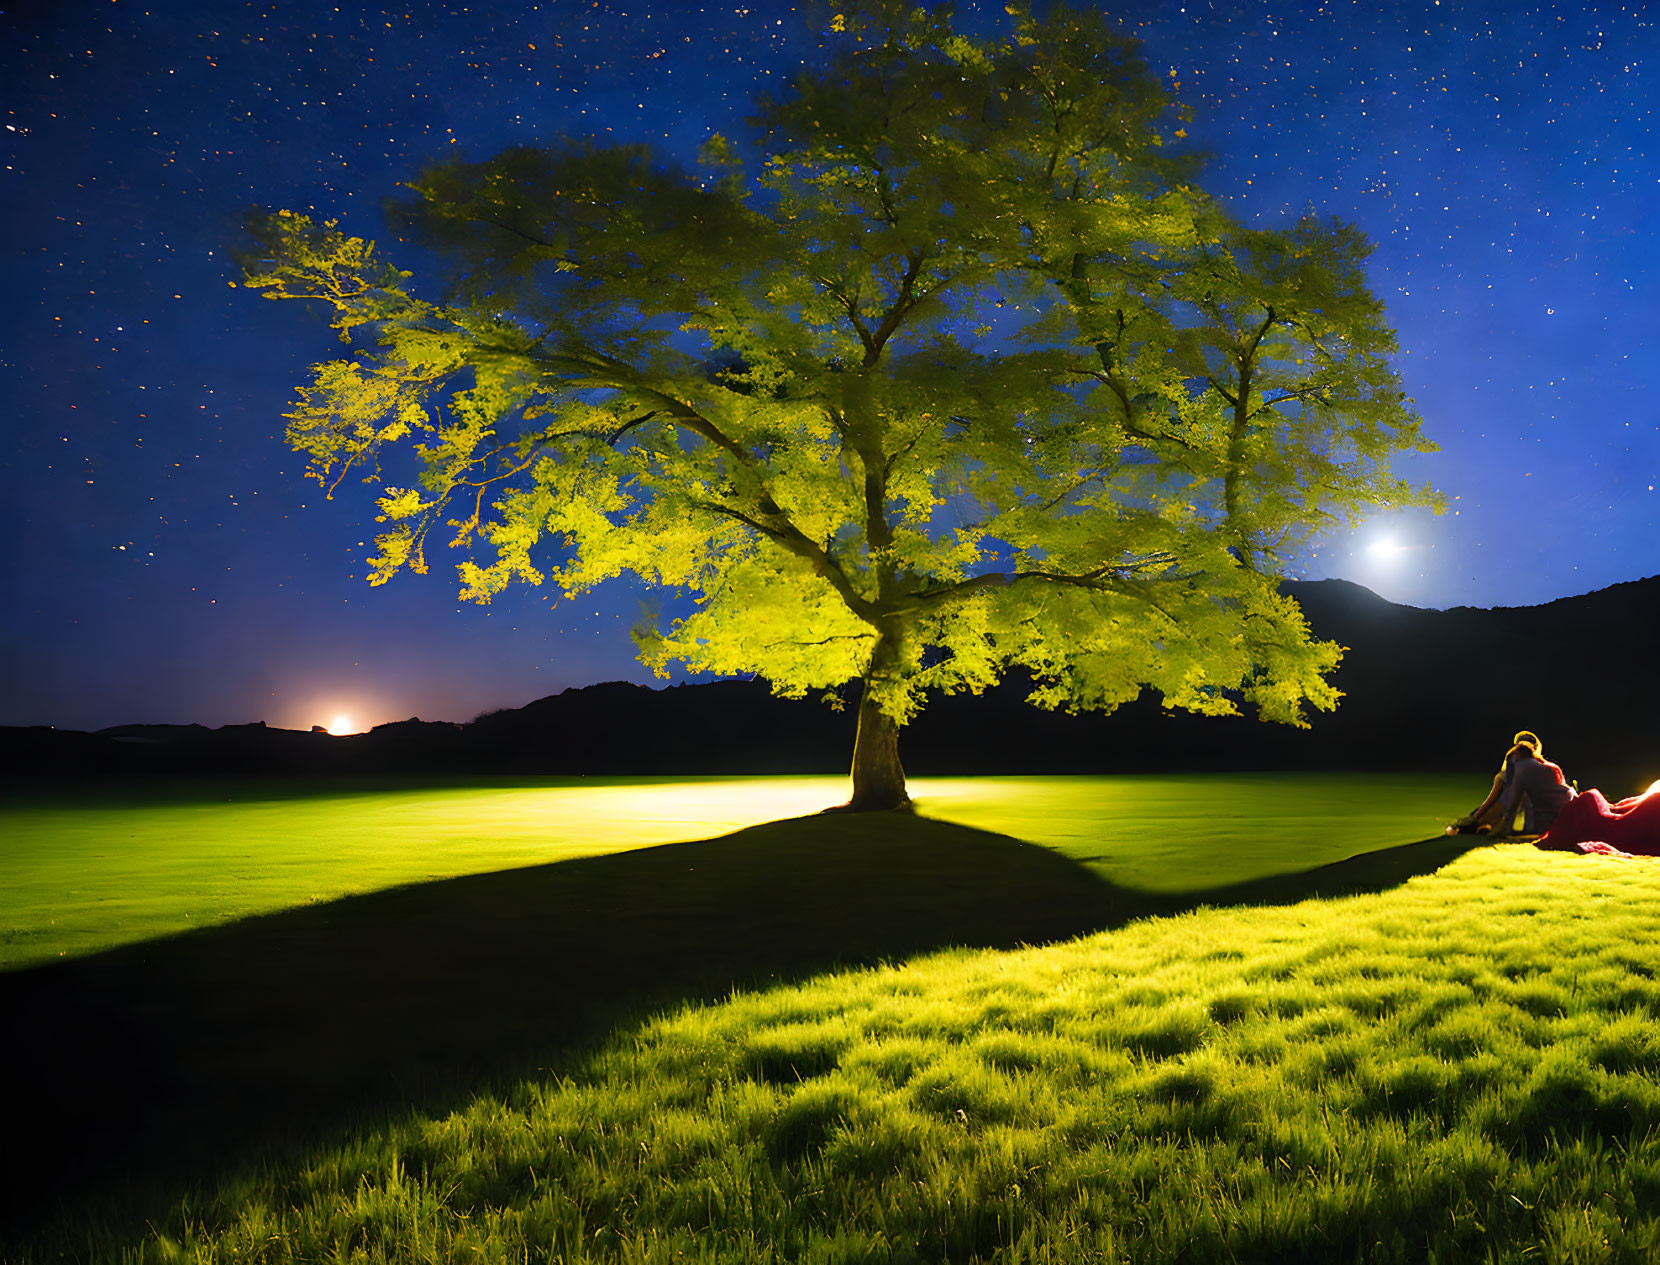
xmin=1471 ymin=773 xmax=1506 ymax=818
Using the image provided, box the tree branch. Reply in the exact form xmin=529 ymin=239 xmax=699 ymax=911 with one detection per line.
xmin=1242 ymin=307 xmax=1277 ymax=366
xmin=895 ymin=555 xmax=1186 ymax=611
xmin=862 ymin=249 xmax=927 ymax=366
xmin=763 ymin=633 xmax=871 ymax=650
xmin=465 ymin=213 xmax=573 ymax=262
xmin=1205 ymin=375 xmax=1240 ymax=410
xmin=607 ymin=411 xmax=659 ymax=447
xmin=685 ymin=499 xmax=880 ymax=625
xmin=1258 ymin=387 xmax=1328 ymax=409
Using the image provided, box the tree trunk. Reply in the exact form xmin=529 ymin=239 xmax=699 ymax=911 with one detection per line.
xmin=845 ymin=679 xmax=910 ymax=811
xmin=837 ymin=627 xmax=911 ymax=812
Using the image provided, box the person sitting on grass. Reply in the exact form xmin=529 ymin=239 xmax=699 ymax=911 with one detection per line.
xmin=1495 ymin=738 xmax=1577 ymax=836
xmin=1453 ymin=731 xmax=1575 ymax=836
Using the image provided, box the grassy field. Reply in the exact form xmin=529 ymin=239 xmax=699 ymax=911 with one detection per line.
xmin=5 ymin=773 xmax=1660 ymax=1262
xmin=2 ymin=773 xmax=1470 ymax=969
xmin=1 ymin=775 xmax=852 ymax=970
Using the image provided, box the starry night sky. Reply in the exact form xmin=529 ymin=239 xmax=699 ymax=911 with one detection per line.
xmin=4 ymin=0 xmax=1656 ymax=734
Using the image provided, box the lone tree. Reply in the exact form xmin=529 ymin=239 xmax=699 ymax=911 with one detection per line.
xmin=242 ymin=2 xmax=1438 ymax=810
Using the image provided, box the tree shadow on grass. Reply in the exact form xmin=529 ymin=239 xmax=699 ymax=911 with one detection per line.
xmin=1175 ymin=829 xmax=1499 ymax=909
xmin=0 ymin=813 xmax=1485 ymax=1240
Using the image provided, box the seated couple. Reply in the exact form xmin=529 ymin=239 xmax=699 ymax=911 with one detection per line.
xmin=1454 ymin=730 xmax=1660 ymax=856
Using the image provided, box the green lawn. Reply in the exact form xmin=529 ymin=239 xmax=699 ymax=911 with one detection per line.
xmin=1 ymin=775 xmax=847 ymax=970
xmin=6 ymin=773 xmax=1660 ymax=1263
xmin=919 ymin=772 xmax=1475 ymax=891
xmin=2 ymin=773 xmax=1472 ymax=969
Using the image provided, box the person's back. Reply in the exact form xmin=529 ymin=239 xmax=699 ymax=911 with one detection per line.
xmin=1501 ymin=750 xmax=1575 ymax=833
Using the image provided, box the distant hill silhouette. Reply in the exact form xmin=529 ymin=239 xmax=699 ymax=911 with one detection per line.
xmin=4 ymin=577 xmax=1657 ymax=783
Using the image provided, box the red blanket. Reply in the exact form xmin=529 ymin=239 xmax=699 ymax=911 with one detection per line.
xmin=1537 ymin=788 xmax=1660 ymax=857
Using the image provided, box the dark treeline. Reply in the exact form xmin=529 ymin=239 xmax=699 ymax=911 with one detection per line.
xmin=5 ymin=577 xmax=1656 ymax=787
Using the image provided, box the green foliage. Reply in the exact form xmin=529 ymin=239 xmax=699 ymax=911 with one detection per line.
xmin=239 ymin=3 xmax=1440 ymax=752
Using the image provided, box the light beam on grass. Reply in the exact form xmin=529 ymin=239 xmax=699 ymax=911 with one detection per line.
xmin=4 ymin=775 xmax=1475 ymax=969
xmin=1 ymin=777 xmax=849 ymax=968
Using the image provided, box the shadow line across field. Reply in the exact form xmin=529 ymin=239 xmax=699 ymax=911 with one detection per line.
xmin=1 ymin=813 xmax=1485 ymax=1236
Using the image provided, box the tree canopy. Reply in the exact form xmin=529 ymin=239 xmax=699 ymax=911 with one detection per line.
xmin=241 ymin=1 xmax=1439 ymax=809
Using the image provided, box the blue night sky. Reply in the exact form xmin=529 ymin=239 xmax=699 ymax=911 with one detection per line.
xmin=3 ymin=0 xmax=1656 ymax=733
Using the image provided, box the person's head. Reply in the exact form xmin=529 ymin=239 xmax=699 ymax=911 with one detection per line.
xmin=1500 ymin=731 xmax=1542 ymax=771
